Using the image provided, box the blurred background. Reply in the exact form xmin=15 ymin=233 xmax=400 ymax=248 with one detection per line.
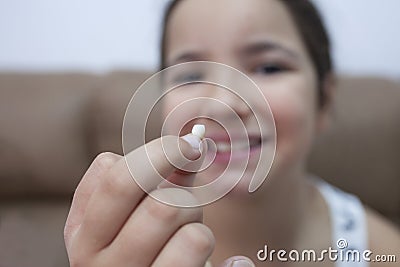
xmin=0 ymin=1 xmax=399 ymax=267
xmin=0 ymin=0 xmax=399 ymax=78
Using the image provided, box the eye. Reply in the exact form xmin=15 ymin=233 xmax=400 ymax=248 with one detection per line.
xmin=173 ymin=72 xmax=204 ymax=84
xmin=254 ymin=63 xmax=286 ymax=75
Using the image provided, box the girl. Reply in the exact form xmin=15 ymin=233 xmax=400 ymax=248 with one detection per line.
xmin=64 ymin=0 xmax=400 ymax=266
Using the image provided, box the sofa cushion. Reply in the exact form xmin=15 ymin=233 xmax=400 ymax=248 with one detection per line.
xmin=0 ymin=201 xmax=70 ymax=267
xmin=0 ymin=73 xmax=98 ymax=197
xmin=308 ymin=76 xmax=400 ymax=224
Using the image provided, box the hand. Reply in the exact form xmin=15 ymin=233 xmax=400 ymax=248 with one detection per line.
xmin=64 ymin=134 xmax=255 ymax=267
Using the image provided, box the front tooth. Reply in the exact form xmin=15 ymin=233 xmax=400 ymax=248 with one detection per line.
xmin=216 ymin=140 xmax=251 ymax=152
xmin=232 ymin=140 xmax=249 ymax=150
xmin=216 ymin=142 xmax=231 ymax=152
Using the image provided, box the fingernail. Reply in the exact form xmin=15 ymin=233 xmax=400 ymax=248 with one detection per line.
xmin=231 ymin=259 xmax=255 ymax=267
xmin=182 ymin=134 xmax=201 ymax=151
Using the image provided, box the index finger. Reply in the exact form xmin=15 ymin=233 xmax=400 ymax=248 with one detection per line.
xmin=64 ymin=152 xmax=121 ymax=248
xmin=76 ymin=134 xmax=202 ymax=251
xmin=128 ymin=134 xmax=204 ymax=192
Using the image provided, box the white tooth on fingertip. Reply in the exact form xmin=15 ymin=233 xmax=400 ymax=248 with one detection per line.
xmin=192 ymin=124 xmax=205 ymax=139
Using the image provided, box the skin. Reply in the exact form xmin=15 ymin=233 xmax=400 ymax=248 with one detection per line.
xmin=64 ymin=0 xmax=400 ymax=266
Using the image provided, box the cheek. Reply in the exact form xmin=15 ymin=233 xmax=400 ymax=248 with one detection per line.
xmin=261 ymin=75 xmax=318 ymax=167
xmin=162 ymin=93 xmax=201 ymax=134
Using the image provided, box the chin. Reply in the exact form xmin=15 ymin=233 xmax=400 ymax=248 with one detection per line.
xmin=221 ymin=168 xmax=264 ymax=198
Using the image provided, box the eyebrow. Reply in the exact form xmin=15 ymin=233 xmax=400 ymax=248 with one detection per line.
xmin=240 ymin=40 xmax=299 ymax=59
xmin=167 ymin=40 xmax=299 ymax=66
xmin=167 ymin=52 xmax=205 ymax=67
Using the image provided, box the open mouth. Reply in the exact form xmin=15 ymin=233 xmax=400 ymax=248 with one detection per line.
xmin=215 ymin=136 xmax=262 ymax=153
xmin=206 ymin=134 xmax=265 ymax=164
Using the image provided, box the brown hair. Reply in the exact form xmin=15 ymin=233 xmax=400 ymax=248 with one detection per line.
xmin=159 ymin=0 xmax=333 ymax=107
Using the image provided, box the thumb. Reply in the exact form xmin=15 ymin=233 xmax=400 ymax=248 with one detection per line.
xmin=219 ymin=256 xmax=255 ymax=267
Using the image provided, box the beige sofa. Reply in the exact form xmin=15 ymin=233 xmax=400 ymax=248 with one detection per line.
xmin=0 ymin=71 xmax=399 ymax=267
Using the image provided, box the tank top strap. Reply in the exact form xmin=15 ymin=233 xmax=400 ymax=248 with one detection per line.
xmin=312 ymin=177 xmax=369 ymax=267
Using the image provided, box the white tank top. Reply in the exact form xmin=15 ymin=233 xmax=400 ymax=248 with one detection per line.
xmin=313 ymin=177 xmax=369 ymax=267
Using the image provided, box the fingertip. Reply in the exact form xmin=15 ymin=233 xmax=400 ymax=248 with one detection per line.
xmin=220 ymin=256 xmax=255 ymax=267
xmin=180 ymin=134 xmax=202 ymax=159
xmin=182 ymin=134 xmax=201 ymax=150
xmin=94 ymin=152 xmax=121 ymax=171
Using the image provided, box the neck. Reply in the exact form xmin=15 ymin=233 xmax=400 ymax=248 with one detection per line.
xmin=204 ymin=167 xmax=315 ymax=262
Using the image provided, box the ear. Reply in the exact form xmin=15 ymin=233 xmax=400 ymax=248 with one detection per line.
xmin=316 ymin=73 xmax=336 ymax=134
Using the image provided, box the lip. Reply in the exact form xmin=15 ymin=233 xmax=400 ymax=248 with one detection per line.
xmin=205 ymin=132 xmax=262 ymax=142
xmin=205 ymin=133 xmax=265 ymax=164
xmin=213 ymin=144 xmax=262 ymax=163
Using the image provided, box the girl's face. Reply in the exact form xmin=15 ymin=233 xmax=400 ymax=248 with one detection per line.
xmin=162 ymin=0 xmax=327 ymax=193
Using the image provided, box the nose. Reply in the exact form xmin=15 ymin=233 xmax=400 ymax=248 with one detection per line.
xmin=199 ymin=83 xmax=251 ymax=122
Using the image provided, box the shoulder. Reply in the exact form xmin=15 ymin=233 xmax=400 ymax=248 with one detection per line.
xmin=365 ymin=206 xmax=400 ymax=267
